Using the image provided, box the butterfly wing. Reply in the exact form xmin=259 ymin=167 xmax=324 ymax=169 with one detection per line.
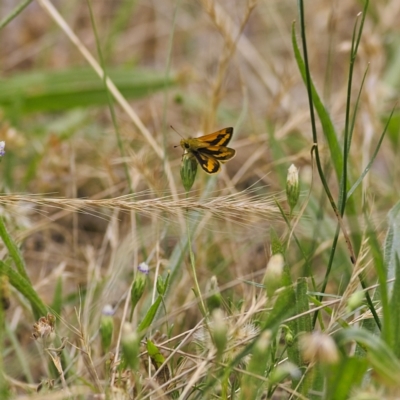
xmin=198 ymin=146 xmax=236 ymax=161
xmin=192 ymin=151 xmax=221 ymax=174
xmin=197 ymin=127 xmax=234 ymax=146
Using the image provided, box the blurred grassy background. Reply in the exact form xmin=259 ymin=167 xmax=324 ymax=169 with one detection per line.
xmin=0 ymin=0 xmax=400 ymax=396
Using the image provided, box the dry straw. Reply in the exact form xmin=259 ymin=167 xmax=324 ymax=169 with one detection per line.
xmin=0 ymin=191 xmax=281 ymax=223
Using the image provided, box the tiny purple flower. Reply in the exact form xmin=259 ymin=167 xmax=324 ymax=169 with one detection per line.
xmin=138 ymin=262 xmax=149 ymax=275
xmin=0 ymin=141 xmax=5 ymax=157
xmin=102 ymin=304 xmax=115 ymax=316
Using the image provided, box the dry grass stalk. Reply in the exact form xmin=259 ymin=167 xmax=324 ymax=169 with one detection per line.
xmin=200 ymin=0 xmax=257 ymax=131
xmin=0 ymin=192 xmax=282 ymax=222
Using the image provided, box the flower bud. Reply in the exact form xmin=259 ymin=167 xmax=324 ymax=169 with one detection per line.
xmin=346 ymin=290 xmax=364 ymax=313
xmin=121 ymin=323 xmax=140 ymax=371
xmin=299 ymin=331 xmax=339 ymax=365
xmin=138 ymin=262 xmax=149 ymax=275
xmin=100 ymin=304 xmax=114 ymax=353
xmin=285 ymin=330 xmax=295 ymax=347
xmin=286 ymin=164 xmax=299 ymax=213
xmin=242 ymin=331 xmax=272 ymax=396
xmin=156 ymin=275 xmax=166 ymax=295
xmin=210 ymin=309 xmax=228 ymax=358
xmin=180 ymin=153 xmax=198 ymax=192
xmin=205 ymin=276 xmax=222 ymax=312
xmin=264 ymin=253 xmax=284 ymax=297
xmin=268 ymin=362 xmax=300 ymax=385
xmin=130 ymin=265 xmax=148 ymax=312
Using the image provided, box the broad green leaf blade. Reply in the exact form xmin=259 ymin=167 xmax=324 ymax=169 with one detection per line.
xmin=137 ymin=295 xmax=163 ymax=334
xmin=336 ymin=327 xmax=400 ymax=386
xmin=0 ymin=68 xmax=177 ymax=114
xmin=327 ymin=357 xmax=368 ymax=400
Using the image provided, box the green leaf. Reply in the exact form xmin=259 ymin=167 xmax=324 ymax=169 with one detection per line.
xmin=146 ymin=339 xmax=170 ymax=384
xmin=0 ymin=260 xmax=47 ymax=318
xmin=287 ymin=278 xmax=312 ymax=392
xmin=0 ymin=217 xmax=30 ymax=283
xmin=336 ymin=327 xmax=400 ymax=386
xmin=327 ymin=357 xmax=368 ymax=400
xmin=137 ymin=295 xmax=163 ymax=335
xmin=147 ymin=339 xmax=166 ymax=368
xmin=0 ymin=67 xmax=177 ymax=114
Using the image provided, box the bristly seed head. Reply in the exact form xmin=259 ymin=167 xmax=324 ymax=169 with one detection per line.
xmin=32 ymin=313 xmax=56 ymax=344
xmin=194 ymin=313 xmax=260 ymax=366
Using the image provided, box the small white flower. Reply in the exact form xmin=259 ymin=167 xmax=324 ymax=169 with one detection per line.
xmin=138 ymin=262 xmax=149 ymax=275
xmin=102 ymin=304 xmax=115 ymax=316
xmin=0 ymin=141 xmax=5 ymax=157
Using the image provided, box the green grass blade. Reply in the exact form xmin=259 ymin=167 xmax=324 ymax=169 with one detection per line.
xmin=0 ymin=217 xmax=30 ymax=283
xmin=0 ymin=260 xmax=47 ymax=318
xmin=0 ymin=67 xmax=177 ymax=114
xmin=339 ymin=7 xmax=367 ymax=213
xmin=0 ymin=0 xmax=32 ymax=30
xmin=288 ymin=278 xmax=312 ymax=391
xmin=292 ymin=24 xmax=342 ymax=181
xmin=365 ymin=213 xmax=388 ymax=336
xmin=51 ymin=276 xmax=63 ymax=318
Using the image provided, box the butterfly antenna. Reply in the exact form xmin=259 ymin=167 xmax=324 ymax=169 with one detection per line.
xmin=170 ymin=125 xmax=184 ymax=139
xmin=171 ymin=125 xmax=184 ymax=148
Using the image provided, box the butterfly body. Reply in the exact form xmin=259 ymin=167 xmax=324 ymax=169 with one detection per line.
xmin=179 ymin=127 xmax=236 ymax=174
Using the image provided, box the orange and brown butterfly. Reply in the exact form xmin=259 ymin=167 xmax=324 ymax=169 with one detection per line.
xmin=176 ymin=127 xmax=236 ymax=174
